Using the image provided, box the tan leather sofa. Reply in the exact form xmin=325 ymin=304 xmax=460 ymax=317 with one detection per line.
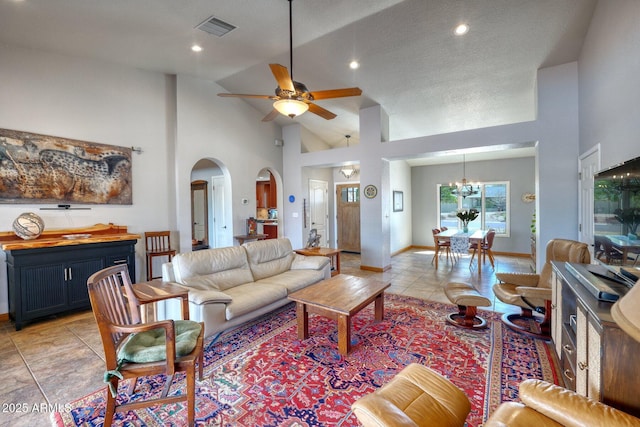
xmin=484 ymin=379 xmax=640 ymax=427
xmin=158 ymin=238 xmax=330 ymax=337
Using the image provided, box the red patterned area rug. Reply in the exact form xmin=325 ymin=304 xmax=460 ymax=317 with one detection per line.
xmin=51 ymin=294 xmax=560 ymax=426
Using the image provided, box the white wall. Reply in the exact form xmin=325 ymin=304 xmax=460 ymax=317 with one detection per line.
xmin=174 ymin=75 xmax=283 ymax=251
xmin=578 ymin=0 xmax=640 ymax=168
xmin=0 ymin=45 xmax=282 ymax=315
xmin=0 ymin=44 xmax=173 ymax=313
xmin=389 ymin=160 xmax=412 ymax=254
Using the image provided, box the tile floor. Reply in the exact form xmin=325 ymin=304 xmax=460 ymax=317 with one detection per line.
xmin=0 ymin=248 xmax=531 ymax=426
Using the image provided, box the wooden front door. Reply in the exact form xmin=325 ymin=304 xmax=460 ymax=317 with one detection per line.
xmin=337 ymin=183 xmax=361 ymax=253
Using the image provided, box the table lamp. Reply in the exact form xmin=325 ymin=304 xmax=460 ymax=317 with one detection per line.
xmin=611 ymin=279 xmax=640 ymax=343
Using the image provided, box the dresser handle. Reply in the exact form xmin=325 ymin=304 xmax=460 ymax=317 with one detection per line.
xmin=112 ymin=259 xmax=128 ymax=265
xmin=563 ymin=369 xmax=575 ymax=382
xmin=563 ymin=344 xmax=574 ymax=354
xmin=578 ymin=361 xmax=588 ymax=371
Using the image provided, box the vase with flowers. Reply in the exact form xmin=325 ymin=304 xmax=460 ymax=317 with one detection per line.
xmin=456 ymin=208 xmax=479 ymax=233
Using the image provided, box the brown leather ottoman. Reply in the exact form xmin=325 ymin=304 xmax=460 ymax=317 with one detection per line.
xmin=351 ymin=363 xmax=470 ymax=427
xmin=444 ymin=282 xmax=491 ymax=329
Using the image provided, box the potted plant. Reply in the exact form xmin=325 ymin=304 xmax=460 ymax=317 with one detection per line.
xmin=456 ymin=208 xmax=479 ymax=233
xmin=614 ymin=207 xmax=640 ymax=239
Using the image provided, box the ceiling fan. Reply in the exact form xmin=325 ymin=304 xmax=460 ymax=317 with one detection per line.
xmin=217 ymin=0 xmax=362 ymax=122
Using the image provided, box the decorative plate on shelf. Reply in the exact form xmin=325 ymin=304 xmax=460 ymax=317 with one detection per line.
xmin=521 ymin=193 xmax=536 ymax=203
xmin=364 ymin=185 xmax=378 ymax=199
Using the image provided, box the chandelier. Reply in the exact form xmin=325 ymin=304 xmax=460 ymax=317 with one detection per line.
xmin=339 ymin=135 xmax=359 ymax=179
xmin=450 ymin=154 xmax=479 ymax=199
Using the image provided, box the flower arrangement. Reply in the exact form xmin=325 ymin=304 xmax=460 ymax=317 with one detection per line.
xmin=456 ymin=208 xmax=479 ymax=232
xmin=614 ymin=207 xmax=640 ymax=235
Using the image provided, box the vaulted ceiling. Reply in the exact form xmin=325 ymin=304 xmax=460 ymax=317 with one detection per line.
xmin=0 ymin=0 xmax=597 ymax=153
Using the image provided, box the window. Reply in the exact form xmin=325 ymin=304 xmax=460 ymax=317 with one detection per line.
xmin=437 ymin=182 xmax=510 ymax=235
xmin=341 ymin=186 xmax=359 ymax=203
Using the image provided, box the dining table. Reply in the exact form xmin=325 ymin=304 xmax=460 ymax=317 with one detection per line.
xmin=435 ymin=229 xmax=490 ymax=274
xmin=606 ymin=235 xmax=640 ymax=266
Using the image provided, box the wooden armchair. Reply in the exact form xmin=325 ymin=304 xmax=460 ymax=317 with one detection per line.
xmin=87 ymin=264 xmax=203 ymax=426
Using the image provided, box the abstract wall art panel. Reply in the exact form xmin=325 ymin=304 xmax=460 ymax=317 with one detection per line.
xmin=0 ymin=128 xmax=132 ymax=204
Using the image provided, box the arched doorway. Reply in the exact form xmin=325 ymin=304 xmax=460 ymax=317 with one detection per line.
xmin=191 ymin=159 xmax=232 ymax=249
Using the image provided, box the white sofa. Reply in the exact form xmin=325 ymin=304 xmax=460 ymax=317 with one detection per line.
xmin=158 ymin=238 xmax=331 ymax=338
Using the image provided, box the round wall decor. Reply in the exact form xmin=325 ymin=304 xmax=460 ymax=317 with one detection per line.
xmin=521 ymin=193 xmax=536 ymax=203
xmin=364 ymin=185 xmax=378 ymax=199
xmin=288 ymin=195 xmax=295 ymax=203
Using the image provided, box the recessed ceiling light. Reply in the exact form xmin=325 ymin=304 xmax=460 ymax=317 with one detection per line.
xmin=454 ymin=23 xmax=469 ymax=36
xmin=191 ymin=44 xmax=203 ymax=52
xmin=349 ymin=60 xmax=360 ymax=70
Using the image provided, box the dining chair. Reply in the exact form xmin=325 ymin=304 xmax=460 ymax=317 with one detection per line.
xmin=601 ymin=237 xmax=625 ymax=265
xmin=431 ymin=228 xmax=453 ymax=265
xmin=87 ymin=264 xmax=203 ymax=426
xmin=145 ymin=231 xmax=177 ymax=281
xmin=469 ymin=228 xmax=496 ymax=269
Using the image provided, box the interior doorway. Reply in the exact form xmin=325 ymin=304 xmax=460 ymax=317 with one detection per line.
xmin=309 ymin=179 xmax=329 ymax=247
xmin=191 ymin=180 xmax=209 ymax=250
xmin=336 ymin=183 xmax=361 ymax=252
xmin=191 ymin=158 xmax=231 ymax=249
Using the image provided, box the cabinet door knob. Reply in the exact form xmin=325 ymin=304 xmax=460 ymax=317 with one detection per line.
xmin=563 ymin=344 xmax=574 ymax=354
xmin=578 ymin=361 xmax=588 ymax=371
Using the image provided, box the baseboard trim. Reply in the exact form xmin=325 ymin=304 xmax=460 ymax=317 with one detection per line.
xmin=360 ymin=264 xmax=391 ymax=272
xmin=409 ymin=245 xmax=529 ymax=258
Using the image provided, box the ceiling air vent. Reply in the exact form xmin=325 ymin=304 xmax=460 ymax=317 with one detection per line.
xmin=196 ymin=16 xmax=236 ymax=37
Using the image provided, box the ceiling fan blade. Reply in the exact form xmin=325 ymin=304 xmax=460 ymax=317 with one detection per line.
xmin=261 ymin=109 xmax=280 ymax=122
xmin=218 ymin=93 xmax=277 ymax=99
xmin=309 ymin=87 xmax=362 ymax=100
xmin=308 ymin=102 xmax=337 ymax=120
xmin=269 ymin=64 xmax=295 ymax=93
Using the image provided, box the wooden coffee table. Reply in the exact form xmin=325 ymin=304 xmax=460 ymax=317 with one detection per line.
xmin=288 ymin=274 xmax=390 ymax=355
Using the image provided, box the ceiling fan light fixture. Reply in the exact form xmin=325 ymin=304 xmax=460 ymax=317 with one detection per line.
xmin=273 ymin=99 xmax=309 ymax=118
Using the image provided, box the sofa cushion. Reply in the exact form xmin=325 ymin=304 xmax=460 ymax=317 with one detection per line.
xmin=257 ymin=269 xmax=327 ymax=293
xmin=224 ymin=283 xmax=287 ymax=320
xmin=171 ymin=246 xmax=254 ymax=291
xmin=243 ymin=238 xmax=295 ymax=281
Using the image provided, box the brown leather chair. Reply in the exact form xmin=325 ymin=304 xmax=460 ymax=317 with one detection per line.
xmin=493 ymin=239 xmax=590 ymax=339
xmin=484 ymin=379 xmax=640 ymax=427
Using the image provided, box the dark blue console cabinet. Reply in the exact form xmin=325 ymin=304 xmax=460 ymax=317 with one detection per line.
xmin=5 ymin=239 xmax=136 ymax=330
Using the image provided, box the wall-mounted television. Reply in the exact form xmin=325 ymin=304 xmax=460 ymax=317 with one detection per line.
xmin=593 ymin=156 xmax=640 ymax=266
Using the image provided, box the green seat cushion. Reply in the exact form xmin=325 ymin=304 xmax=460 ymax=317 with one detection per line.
xmin=118 ymin=320 xmax=201 ymax=364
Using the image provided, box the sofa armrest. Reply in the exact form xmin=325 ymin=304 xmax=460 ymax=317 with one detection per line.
xmin=495 ymin=272 xmax=541 ymax=287
xmin=516 ymin=286 xmax=552 ymax=300
xmin=291 ymin=254 xmax=330 ymax=271
xmin=519 ymin=380 xmax=640 ymax=427
xmin=188 ymin=288 xmax=233 ymax=305
xmin=162 ymin=262 xmax=176 ymax=282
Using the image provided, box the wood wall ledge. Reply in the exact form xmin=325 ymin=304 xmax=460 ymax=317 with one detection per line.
xmin=0 ymin=223 xmax=141 ymax=251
